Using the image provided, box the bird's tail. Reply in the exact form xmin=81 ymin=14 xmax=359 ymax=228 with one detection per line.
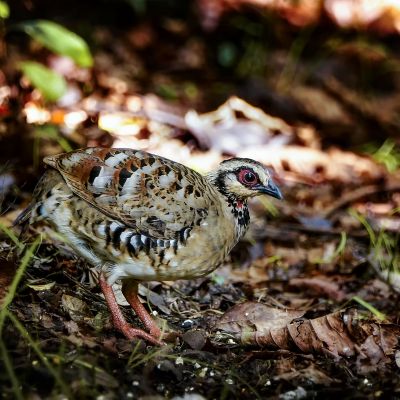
xmin=13 ymin=202 xmax=35 ymax=227
xmin=13 ymin=169 xmax=56 ymax=232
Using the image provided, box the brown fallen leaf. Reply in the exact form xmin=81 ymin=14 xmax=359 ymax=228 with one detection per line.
xmin=185 ymin=96 xmax=294 ymax=153
xmin=197 ymin=0 xmax=322 ymax=30
xmin=214 ymin=301 xmax=305 ymax=342
xmin=198 ymin=0 xmax=400 ymax=35
xmin=275 ymin=364 xmax=339 ymax=386
xmin=214 ymin=302 xmax=400 ymax=370
xmin=289 ymin=276 xmax=347 ymax=302
xmin=238 ymin=146 xmax=384 ymax=184
xmin=325 ymin=0 xmax=400 ymax=35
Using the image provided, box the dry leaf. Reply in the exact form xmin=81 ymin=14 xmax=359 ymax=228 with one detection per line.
xmin=215 ymin=303 xmax=400 ymax=370
xmin=27 ymin=281 xmax=56 ymax=291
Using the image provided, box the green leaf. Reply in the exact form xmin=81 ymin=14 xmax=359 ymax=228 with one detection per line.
xmin=20 ymin=20 xmax=93 ymax=67
xmin=0 ymin=1 xmax=10 ymax=19
xmin=34 ymin=124 xmax=73 ymax=152
xmin=19 ymin=61 xmax=67 ymax=102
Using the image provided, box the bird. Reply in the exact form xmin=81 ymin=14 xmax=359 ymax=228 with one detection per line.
xmin=15 ymin=147 xmax=282 ymax=345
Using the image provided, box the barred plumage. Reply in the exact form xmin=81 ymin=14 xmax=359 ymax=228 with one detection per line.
xmin=16 ymin=147 xmax=282 ymax=345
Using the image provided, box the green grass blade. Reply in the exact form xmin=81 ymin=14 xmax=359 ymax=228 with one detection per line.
xmin=0 ymin=339 xmax=24 ymax=400
xmin=349 ymin=209 xmax=376 ymax=245
xmin=332 ymin=231 xmax=347 ymax=258
xmin=0 ymin=222 xmax=24 ymax=251
xmin=352 ymin=296 xmax=386 ymax=321
xmin=7 ymin=311 xmax=72 ymax=397
xmin=0 ymin=237 xmax=41 ymax=332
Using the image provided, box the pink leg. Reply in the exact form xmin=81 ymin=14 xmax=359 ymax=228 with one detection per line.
xmin=99 ymin=274 xmax=163 ymax=346
xmin=122 ymin=279 xmax=162 ymax=338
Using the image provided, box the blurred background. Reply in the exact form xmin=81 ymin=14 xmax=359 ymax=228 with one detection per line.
xmin=2 ymin=0 xmax=400 ymax=243
xmin=1 ymin=1 xmax=400 ymax=399
xmin=2 ymin=1 xmax=400 ymax=169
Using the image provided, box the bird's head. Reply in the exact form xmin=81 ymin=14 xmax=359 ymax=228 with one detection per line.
xmin=207 ymin=158 xmax=283 ymax=202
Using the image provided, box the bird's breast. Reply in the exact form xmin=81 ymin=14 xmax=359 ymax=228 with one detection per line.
xmin=106 ymin=205 xmax=239 ymax=282
xmin=35 ymin=182 xmax=242 ymax=283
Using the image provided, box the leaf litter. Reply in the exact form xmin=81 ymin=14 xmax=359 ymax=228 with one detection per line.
xmin=1 ymin=3 xmax=400 ymax=399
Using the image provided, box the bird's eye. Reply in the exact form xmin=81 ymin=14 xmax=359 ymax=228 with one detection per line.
xmin=238 ymin=169 xmax=258 ymax=186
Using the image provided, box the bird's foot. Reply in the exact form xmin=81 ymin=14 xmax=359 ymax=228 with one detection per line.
xmin=121 ymin=279 xmax=164 ymax=339
xmin=100 ymin=273 xmax=165 ymax=346
xmin=119 ymin=324 xmax=164 ymax=346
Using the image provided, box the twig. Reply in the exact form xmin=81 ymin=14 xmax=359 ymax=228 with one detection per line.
xmin=321 ymin=179 xmax=400 ymax=218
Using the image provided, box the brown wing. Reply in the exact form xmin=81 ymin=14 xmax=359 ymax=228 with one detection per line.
xmin=44 ymin=148 xmax=215 ymax=239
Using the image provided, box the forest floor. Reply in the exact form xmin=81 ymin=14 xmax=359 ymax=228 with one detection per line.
xmin=1 ymin=2 xmax=400 ymax=399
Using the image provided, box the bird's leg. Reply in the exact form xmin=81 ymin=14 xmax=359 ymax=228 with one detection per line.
xmin=121 ymin=279 xmax=162 ymax=339
xmin=99 ymin=273 xmax=163 ymax=346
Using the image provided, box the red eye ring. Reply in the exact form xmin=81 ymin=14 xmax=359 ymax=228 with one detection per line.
xmin=238 ymin=169 xmax=257 ymax=186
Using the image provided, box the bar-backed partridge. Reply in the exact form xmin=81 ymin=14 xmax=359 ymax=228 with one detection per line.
xmin=16 ymin=147 xmax=282 ymax=345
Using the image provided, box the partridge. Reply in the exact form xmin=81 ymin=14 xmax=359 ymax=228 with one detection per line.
xmin=15 ymin=147 xmax=282 ymax=345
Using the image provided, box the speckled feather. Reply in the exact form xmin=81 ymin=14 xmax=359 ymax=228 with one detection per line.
xmin=44 ymin=148 xmax=216 ymax=239
xmin=17 ymin=148 xmax=281 ymax=285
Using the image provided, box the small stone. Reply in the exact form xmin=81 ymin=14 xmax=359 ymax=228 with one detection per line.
xmin=182 ymin=330 xmax=207 ymax=350
xmin=199 ymin=367 xmax=208 ymax=378
xmin=181 ymin=319 xmax=194 ymax=329
xmin=175 ymin=356 xmax=184 ymax=365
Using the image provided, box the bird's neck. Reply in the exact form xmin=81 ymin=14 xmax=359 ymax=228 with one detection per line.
xmin=228 ymin=196 xmax=250 ymax=232
xmin=207 ymin=172 xmax=250 ymax=233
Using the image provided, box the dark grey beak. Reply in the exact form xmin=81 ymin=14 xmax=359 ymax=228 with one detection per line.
xmin=256 ymin=180 xmax=283 ymax=200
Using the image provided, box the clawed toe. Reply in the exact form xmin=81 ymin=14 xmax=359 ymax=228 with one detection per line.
xmin=121 ymin=326 xmax=164 ymax=346
xmin=100 ymin=274 xmax=165 ymax=346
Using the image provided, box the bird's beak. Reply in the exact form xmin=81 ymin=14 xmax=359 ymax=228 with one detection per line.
xmin=256 ymin=180 xmax=283 ymax=200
